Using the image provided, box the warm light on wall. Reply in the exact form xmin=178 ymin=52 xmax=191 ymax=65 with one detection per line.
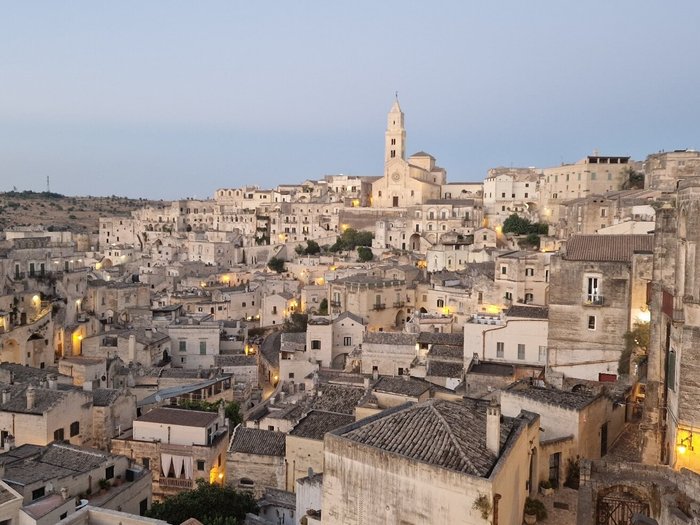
xmin=486 ymin=304 xmax=501 ymax=315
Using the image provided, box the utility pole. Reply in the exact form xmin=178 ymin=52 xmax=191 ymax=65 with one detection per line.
xmin=46 ymin=176 xmax=50 ymax=193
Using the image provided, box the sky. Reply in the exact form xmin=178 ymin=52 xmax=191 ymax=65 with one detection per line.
xmin=1 ymin=1 xmax=699 ymax=199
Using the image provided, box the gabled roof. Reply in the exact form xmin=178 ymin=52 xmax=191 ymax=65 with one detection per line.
xmin=229 ymin=426 xmax=286 ymax=457
xmin=564 ymin=234 xmax=653 ymax=262
xmin=334 ymin=311 xmax=365 ymax=325
xmin=289 ymin=410 xmax=354 ymax=440
xmin=338 ymin=399 xmax=518 ymax=477
xmin=505 ymin=305 xmax=549 ymax=320
xmin=409 ymin=151 xmax=435 ymax=159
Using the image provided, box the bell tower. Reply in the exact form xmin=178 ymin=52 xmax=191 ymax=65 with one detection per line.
xmin=385 ymin=94 xmax=405 ymax=163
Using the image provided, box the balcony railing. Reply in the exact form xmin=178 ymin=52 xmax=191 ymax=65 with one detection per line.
xmin=159 ymin=477 xmax=194 ymax=489
xmin=372 ymin=303 xmax=386 ymax=311
xmin=330 ymin=300 xmax=341 ymax=307
xmin=584 ymin=294 xmax=605 ymax=306
xmin=393 ymin=301 xmax=406 ymax=308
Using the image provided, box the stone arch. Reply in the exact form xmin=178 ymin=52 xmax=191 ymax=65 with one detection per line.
xmin=409 ymin=233 xmax=421 ymax=251
xmin=395 ymin=310 xmax=405 ymax=328
xmin=595 ymin=484 xmax=650 ymax=525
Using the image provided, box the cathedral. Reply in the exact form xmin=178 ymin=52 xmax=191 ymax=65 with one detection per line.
xmin=371 ymin=98 xmax=447 ymax=208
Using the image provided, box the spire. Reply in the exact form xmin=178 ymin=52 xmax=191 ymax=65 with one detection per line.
xmin=390 ymin=91 xmax=401 ymax=114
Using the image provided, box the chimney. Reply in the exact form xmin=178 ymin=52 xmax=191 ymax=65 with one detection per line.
xmin=26 ymin=386 xmax=36 ymax=411
xmin=218 ymin=402 xmax=226 ymax=428
xmin=1 ymin=389 xmax=10 ymax=404
xmin=128 ymin=334 xmax=136 ymax=362
xmin=486 ymin=398 xmax=501 ymax=456
xmin=48 ymin=375 xmax=58 ymax=390
xmin=363 ymin=377 xmax=370 ymax=391
xmin=60 ymin=487 xmax=69 ymax=501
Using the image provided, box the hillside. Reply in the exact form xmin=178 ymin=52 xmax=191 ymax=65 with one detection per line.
xmin=0 ymin=191 xmax=160 ymax=233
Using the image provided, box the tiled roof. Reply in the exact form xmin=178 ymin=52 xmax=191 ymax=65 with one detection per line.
xmin=91 ymin=388 xmax=123 ymax=407
xmin=215 ymin=354 xmax=257 ymax=367
xmin=417 ymin=332 xmax=464 ymax=346
xmin=289 ymin=411 xmax=354 ymax=440
xmin=427 ymin=361 xmax=464 ymax=378
xmin=1 ymin=443 xmax=115 ymax=486
xmin=137 ymin=407 xmax=218 ymax=427
xmin=0 ymin=385 xmax=71 ymax=415
xmin=468 ymin=362 xmax=515 ymax=377
xmin=339 ymin=399 xmax=516 ymax=477
xmin=427 ymin=345 xmax=463 ymax=360
xmin=373 ymin=376 xmax=432 ymax=397
xmin=364 ymin=332 xmax=417 ymax=346
xmin=505 ymin=305 xmax=549 ymax=319
xmin=229 ymin=426 xmax=286 ymax=457
xmin=504 ymin=383 xmax=597 ymax=410
xmin=564 ymin=234 xmax=653 ymax=262
xmin=310 ymin=384 xmax=366 ymax=415
xmin=259 ymin=488 xmax=296 ymax=509
xmin=260 ymin=332 xmax=281 ymax=366
xmin=334 ymin=311 xmax=365 ymax=325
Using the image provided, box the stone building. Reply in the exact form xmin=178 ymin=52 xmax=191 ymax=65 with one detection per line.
xmin=539 ymin=155 xmax=632 ymax=224
xmin=483 ymin=167 xmax=541 ymax=225
xmin=284 ymin=410 xmax=354 ymax=493
xmin=110 ymin=407 xmax=229 ymax=501
xmin=642 ymin=179 xmax=700 ymax=474
xmin=547 ymin=234 xmax=653 ymax=380
xmin=0 ymin=442 xmax=152 ymax=525
xmin=371 ymin=99 xmax=444 ymax=209
xmin=360 ymin=332 xmax=417 ymax=377
xmin=227 ymin=425 xmax=286 ymax=497
xmin=166 ymin=317 xmax=221 ymax=369
xmin=322 ymin=399 xmax=541 ymax=525
xmin=494 ymin=250 xmax=551 ymax=306
xmin=644 ymin=149 xmax=700 ymax=191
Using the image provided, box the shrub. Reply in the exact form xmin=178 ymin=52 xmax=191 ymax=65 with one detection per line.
xmin=471 ymin=493 xmax=491 ymax=520
xmin=524 ymin=497 xmax=547 ymax=520
xmin=564 ymin=455 xmax=581 ymax=489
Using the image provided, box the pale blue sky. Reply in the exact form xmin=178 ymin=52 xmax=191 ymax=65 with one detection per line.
xmin=1 ymin=1 xmax=699 ymax=198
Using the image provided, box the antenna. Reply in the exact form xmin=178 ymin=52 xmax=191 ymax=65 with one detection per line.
xmin=46 ymin=176 xmax=50 ymax=193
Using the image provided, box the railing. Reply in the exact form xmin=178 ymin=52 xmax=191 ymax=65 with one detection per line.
xmin=584 ymin=294 xmax=605 ymax=306
xmin=372 ymin=303 xmax=386 ymax=311
xmin=159 ymin=477 xmax=193 ymax=489
xmin=330 ymin=300 xmax=341 ymax=307
xmin=393 ymin=301 xmax=406 ymax=308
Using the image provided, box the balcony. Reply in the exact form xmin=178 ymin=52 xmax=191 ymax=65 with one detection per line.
xmin=372 ymin=303 xmax=386 ymax=311
xmin=584 ymin=294 xmax=605 ymax=306
xmin=330 ymin=300 xmax=341 ymax=308
xmin=159 ymin=477 xmax=194 ymax=489
xmin=393 ymin=301 xmax=406 ymax=308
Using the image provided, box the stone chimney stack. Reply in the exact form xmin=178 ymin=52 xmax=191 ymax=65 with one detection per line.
xmin=1 ymin=389 xmax=10 ymax=404
xmin=48 ymin=375 xmax=58 ymax=390
xmin=486 ymin=398 xmax=501 ymax=456
xmin=26 ymin=386 xmax=36 ymax=411
xmin=3 ymin=435 xmax=15 ymax=451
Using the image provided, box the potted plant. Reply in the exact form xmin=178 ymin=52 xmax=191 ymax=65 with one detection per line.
xmin=539 ymin=479 xmax=554 ymax=496
xmin=524 ymin=497 xmax=547 ymax=524
xmin=98 ymin=478 xmax=111 ymax=493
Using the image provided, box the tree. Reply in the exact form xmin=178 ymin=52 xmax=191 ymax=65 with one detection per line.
xmin=294 ymin=244 xmax=305 ymax=255
xmin=305 ymin=239 xmax=321 ymax=255
xmin=357 ymin=246 xmax=374 ymax=262
xmin=330 ymin=228 xmax=374 ymax=252
xmin=284 ymin=312 xmax=308 ymax=333
xmin=176 ymin=399 xmax=242 ymax=428
xmin=147 ymin=479 xmax=257 ymax=525
xmin=622 ymin=166 xmax=645 ymax=189
xmin=502 ymin=214 xmax=549 ymax=237
xmin=620 ymin=321 xmax=650 ymax=375
xmin=318 ymin=298 xmax=328 ymax=315
xmin=267 ymin=257 xmax=286 ymax=273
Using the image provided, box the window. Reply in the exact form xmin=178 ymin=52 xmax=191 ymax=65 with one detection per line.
xmin=591 ymin=172 xmax=597 ymax=181
xmin=505 ymin=291 xmax=513 ymax=301
xmin=289 ymin=372 xmax=295 ymax=379
xmin=667 ymin=350 xmax=676 ymax=391
xmin=588 ymin=315 xmax=596 ymax=330
xmin=32 ymin=487 xmax=45 ymax=501
xmin=272 ymin=306 xmax=277 ymax=314
xmin=517 ymin=344 xmax=525 ymax=360
xmin=311 ymin=340 xmax=321 ymax=350
xmin=105 ymin=465 xmax=114 ymax=480
xmin=398 ymin=367 xmax=404 ymax=376
xmin=477 ymin=292 xmax=483 ymax=304
xmin=391 ymin=138 xmax=396 ymax=145
xmin=601 ymin=208 xmax=607 ymax=218
xmin=587 ymin=276 xmax=600 ymax=301
xmin=197 ymin=460 xmax=205 ymax=470
xmin=143 ymin=457 xmax=150 ymax=469
xmin=199 ymin=341 xmax=207 ymax=355
xmin=179 ymin=340 xmax=186 ymax=352
xmin=525 ymin=268 xmax=534 ymax=277
xmin=538 ymin=346 xmax=547 ymax=362
xmin=240 ymin=478 xmax=255 ymax=487
xmin=496 ymin=342 xmax=504 ymax=358
xmin=343 ymin=336 xmax=352 ymax=346
xmin=437 ymin=299 xmax=444 ymax=308
xmin=54 ymin=428 xmax=65 ymax=441
xmin=501 ymin=192 xmax=506 ymax=198
xmin=70 ymin=421 xmax=80 ymax=437
xmin=501 ymin=266 xmax=507 ymax=275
